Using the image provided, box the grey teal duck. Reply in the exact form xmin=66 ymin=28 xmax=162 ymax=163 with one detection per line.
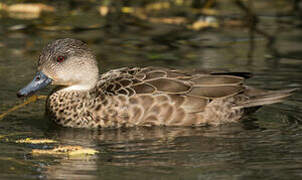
xmin=17 ymin=38 xmax=297 ymax=128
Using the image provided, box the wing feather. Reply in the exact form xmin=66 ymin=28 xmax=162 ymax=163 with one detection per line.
xmin=100 ymin=67 xmax=247 ymax=99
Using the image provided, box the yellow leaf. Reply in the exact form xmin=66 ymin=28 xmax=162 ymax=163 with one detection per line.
xmin=0 ymin=3 xmax=8 ymax=11
xmin=145 ymin=2 xmax=170 ymax=11
xmin=6 ymin=3 xmax=54 ymax=19
xmin=32 ymin=145 xmax=99 ymax=157
xmin=68 ymin=148 xmax=99 ymax=156
xmin=8 ymin=3 xmax=54 ymax=14
xmin=98 ymin=6 xmax=109 ymax=16
xmin=121 ymin=7 xmax=134 ymax=13
xmin=16 ymin=138 xmax=57 ymax=144
xmin=190 ymin=17 xmax=219 ymax=30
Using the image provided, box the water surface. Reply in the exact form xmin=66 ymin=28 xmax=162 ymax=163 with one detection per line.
xmin=0 ymin=0 xmax=302 ymax=179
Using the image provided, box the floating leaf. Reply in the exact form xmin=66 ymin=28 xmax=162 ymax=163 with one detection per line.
xmin=1 ymin=3 xmax=55 ymax=19
xmin=0 ymin=3 xmax=8 ymax=11
xmin=7 ymin=3 xmax=54 ymax=14
xmin=16 ymin=138 xmax=57 ymax=144
xmin=121 ymin=7 xmax=135 ymax=13
xmin=98 ymin=6 xmax=109 ymax=16
xmin=189 ymin=16 xmax=219 ymax=30
xmin=32 ymin=145 xmax=99 ymax=157
xmin=148 ymin=17 xmax=187 ymax=25
xmin=145 ymin=2 xmax=170 ymax=11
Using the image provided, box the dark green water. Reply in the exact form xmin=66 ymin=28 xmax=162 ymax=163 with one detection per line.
xmin=0 ymin=0 xmax=302 ymax=179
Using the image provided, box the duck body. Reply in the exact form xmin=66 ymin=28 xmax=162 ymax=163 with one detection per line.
xmin=17 ymin=38 xmax=296 ymax=129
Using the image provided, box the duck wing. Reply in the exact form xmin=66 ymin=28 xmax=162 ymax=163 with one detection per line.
xmin=97 ymin=67 xmax=296 ymax=127
xmin=99 ymin=66 xmax=246 ymax=100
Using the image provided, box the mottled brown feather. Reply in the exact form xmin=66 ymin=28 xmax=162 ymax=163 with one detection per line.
xmin=46 ymin=66 xmax=296 ymax=128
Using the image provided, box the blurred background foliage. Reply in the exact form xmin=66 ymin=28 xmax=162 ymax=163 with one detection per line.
xmin=1 ymin=0 xmax=301 ymax=30
xmin=0 ymin=0 xmax=301 ymax=63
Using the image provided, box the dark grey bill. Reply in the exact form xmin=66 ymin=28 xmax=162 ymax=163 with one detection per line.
xmin=17 ymin=71 xmax=52 ymax=97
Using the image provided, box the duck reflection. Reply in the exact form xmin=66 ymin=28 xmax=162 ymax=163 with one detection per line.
xmin=40 ymin=120 xmax=259 ymax=179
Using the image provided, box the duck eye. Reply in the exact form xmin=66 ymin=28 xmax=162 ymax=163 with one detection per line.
xmin=57 ymin=56 xmax=65 ymax=63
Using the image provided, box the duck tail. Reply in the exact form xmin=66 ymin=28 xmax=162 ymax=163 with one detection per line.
xmin=233 ymin=88 xmax=299 ymax=109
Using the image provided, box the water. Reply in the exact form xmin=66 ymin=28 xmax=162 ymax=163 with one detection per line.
xmin=0 ymin=0 xmax=302 ymax=179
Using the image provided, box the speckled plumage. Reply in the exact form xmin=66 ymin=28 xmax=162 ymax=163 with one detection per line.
xmin=46 ymin=66 xmax=294 ymax=128
xmin=19 ymin=38 xmax=297 ymax=128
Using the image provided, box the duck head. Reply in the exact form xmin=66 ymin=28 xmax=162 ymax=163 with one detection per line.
xmin=17 ymin=38 xmax=99 ymax=97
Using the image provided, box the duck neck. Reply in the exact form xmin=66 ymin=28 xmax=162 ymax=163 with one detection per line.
xmin=60 ymin=83 xmax=96 ymax=92
xmin=58 ymin=76 xmax=98 ymax=92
